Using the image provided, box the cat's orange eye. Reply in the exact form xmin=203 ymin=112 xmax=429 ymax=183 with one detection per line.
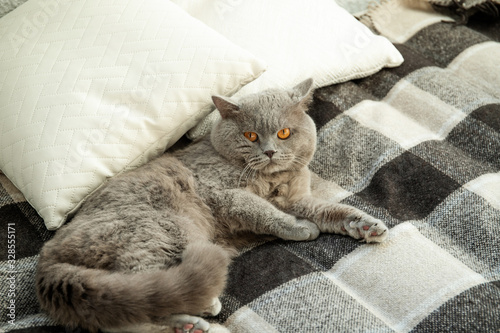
xmin=277 ymin=128 xmax=291 ymax=140
xmin=244 ymin=132 xmax=258 ymax=142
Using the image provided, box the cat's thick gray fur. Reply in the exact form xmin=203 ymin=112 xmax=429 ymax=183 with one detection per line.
xmin=36 ymin=79 xmax=388 ymax=333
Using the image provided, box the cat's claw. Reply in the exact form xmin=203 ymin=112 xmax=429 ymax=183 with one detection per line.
xmin=342 ymin=215 xmax=388 ymax=243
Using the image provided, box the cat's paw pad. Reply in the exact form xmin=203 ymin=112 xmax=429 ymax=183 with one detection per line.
xmin=170 ymin=315 xmax=209 ymax=333
xmin=343 ymin=215 xmax=388 ymax=243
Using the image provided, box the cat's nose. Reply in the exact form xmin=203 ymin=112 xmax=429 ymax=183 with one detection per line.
xmin=264 ymin=150 xmax=276 ymax=158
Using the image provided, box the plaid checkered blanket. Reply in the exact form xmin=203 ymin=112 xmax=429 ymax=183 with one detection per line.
xmin=1 ymin=1 xmax=499 ymax=332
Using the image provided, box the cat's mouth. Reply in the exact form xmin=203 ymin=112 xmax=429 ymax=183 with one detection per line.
xmin=247 ymin=152 xmax=304 ymax=174
xmin=254 ymin=157 xmax=276 ymax=168
xmin=257 ymin=156 xmax=293 ymax=173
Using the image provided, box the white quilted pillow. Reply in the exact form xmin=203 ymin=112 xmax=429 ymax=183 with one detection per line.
xmin=0 ymin=0 xmax=266 ymax=230
xmin=170 ymin=0 xmax=404 ymax=138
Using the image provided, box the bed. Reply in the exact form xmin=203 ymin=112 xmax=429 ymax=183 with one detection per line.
xmin=1 ymin=0 xmax=499 ymax=332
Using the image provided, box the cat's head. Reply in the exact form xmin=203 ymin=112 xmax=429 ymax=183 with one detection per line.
xmin=210 ymin=78 xmax=316 ymax=174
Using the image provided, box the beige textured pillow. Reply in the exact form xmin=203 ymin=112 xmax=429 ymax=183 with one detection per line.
xmin=0 ymin=0 xmax=265 ymax=229
xmin=169 ymin=0 xmax=404 ymax=139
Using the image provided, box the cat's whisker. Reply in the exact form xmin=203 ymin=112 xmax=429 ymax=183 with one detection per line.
xmin=238 ymin=164 xmax=252 ymax=187
xmin=240 ymin=162 xmax=260 ymax=187
xmin=293 ymin=155 xmax=311 ymax=165
xmin=279 ymin=152 xmax=306 ymax=164
xmin=294 ymin=159 xmax=309 ymax=168
xmin=244 ymin=166 xmax=258 ymax=185
xmin=251 ymin=168 xmax=259 ymax=182
xmin=245 ymin=168 xmax=252 ymax=183
xmin=247 ymin=166 xmax=258 ymax=184
xmin=281 ymin=154 xmax=310 ymax=171
xmin=248 ymin=155 xmax=269 ymax=170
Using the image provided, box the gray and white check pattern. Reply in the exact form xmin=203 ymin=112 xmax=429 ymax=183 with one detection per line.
xmin=1 ymin=1 xmax=499 ymax=332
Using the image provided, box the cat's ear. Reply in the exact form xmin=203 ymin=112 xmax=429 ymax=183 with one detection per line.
xmin=289 ymin=78 xmax=314 ymax=108
xmin=212 ymin=95 xmax=240 ymax=119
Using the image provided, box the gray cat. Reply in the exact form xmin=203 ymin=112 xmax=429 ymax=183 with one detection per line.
xmin=36 ymin=79 xmax=388 ymax=333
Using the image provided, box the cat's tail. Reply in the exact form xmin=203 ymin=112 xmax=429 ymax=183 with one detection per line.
xmin=35 ymin=242 xmax=229 ymax=332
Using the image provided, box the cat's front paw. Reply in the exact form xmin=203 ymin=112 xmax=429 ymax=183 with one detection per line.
xmin=276 ymin=218 xmax=320 ymax=241
xmin=342 ymin=215 xmax=388 ymax=243
xmin=295 ymin=219 xmax=320 ymax=241
xmin=197 ymin=298 xmax=221 ymax=317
